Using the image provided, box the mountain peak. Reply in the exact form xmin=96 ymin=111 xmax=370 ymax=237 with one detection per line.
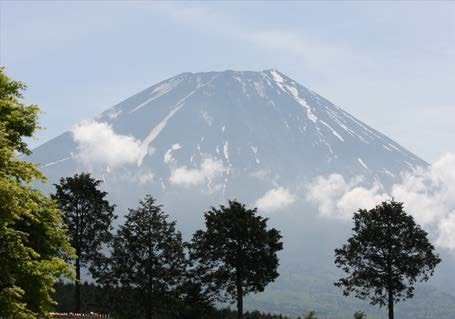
xmin=31 ymin=69 xmax=426 ymax=197
xmin=26 ymin=69 xmax=451 ymax=319
xmin=174 ymin=68 xmax=286 ymax=78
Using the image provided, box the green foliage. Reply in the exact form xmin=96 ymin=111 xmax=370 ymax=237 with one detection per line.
xmin=107 ymin=195 xmax=186 ymax=319
xmin=52 ymin=173 xmax=116 ymax=270
xmin=354 ymin=311 xmax=366 ymax=319
xmin=0 ymin=67 xmax=74 ymax=318
xmin=178 ymin=276 xmax=216 ymax=316
xmin=53 ymin=282 xmax=294 ymax=319
xmin=335 ymin=200 xmax=441 ymax=319
xmin=303 ymin=310 xmax=318 ymax=319
xmin=189 ymin=200 xmax=283 ymax=319
xmin=52 ymin=172 xmax=116 ymax=312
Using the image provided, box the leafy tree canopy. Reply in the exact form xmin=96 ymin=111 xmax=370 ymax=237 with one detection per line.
xmin=52 ymin=172 xmax=116 ymax=312
xmin=108 ymin=195 xmax=186 ymax=319
xmin=0 ymin=67 xmax=74 ymax=318
xmin=190 ymin=200 xmax=283 ymax=319
xmin=335 ymin=200 xmax=441 ymax=319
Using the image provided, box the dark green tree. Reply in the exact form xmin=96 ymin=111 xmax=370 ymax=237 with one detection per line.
xmin=177 ymin=279 xmax=215 ymax=319
xmin=353 ymin=311 xmax=366 ymax=319
xmin=303 ymin=311 xmax=318 ymax=319
xmin=334 ymin=200 xmax=441 ymax=319
xmin=0 ymin=67 xmax=74 ymax=318
xmin=177 ymin=259 xmax=218 ymax=319
xmin=52 ymin=173 xmax=116 ymax=313
xmin=189 ymin=200 xmax=283 ymax=319
xmin=109 ymin=195 xmax=186 ymax=319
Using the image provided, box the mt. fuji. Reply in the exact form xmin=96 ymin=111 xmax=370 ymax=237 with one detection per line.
xmin=32 ymin=70 xmax=425 ymax=195
xmin=29 ymin=70 xmax=454 ymax=318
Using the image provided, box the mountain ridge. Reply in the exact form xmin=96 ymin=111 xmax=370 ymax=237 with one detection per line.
xmin=32 ymin=69 xmax=427 ymax=185
xmin=28 ymin=69 xmax=453 ymax=319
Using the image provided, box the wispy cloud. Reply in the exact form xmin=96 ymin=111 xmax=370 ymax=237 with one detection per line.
xmin=169 ymin=157 xmax=226 ymax=187
xmin=157 ymin=3 xmax=360 ymax=73
xmin=244 ymin=30 xmax=359 ymax=70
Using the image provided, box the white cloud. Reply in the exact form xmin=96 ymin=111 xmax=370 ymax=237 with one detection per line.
xmin=137 ymin=172 xmax=155 ymax=184
xmin=306 ymin=174 xmax=388 ymax=220
xmin=437 ymin=213 xmax=455 ymax=250
xmin=72 ymin=120 xmax=143 ymax=167
xmin=337 ymin=184 xmax=389 ymax=219
xmin=169 ymin=157 xmax=226 ymax=187
xmin=305 ymin=152 xmax=455 ymax=251
xmin=390 ymin=153 xmax=455 ymax=227
xmin=256 ymin=187 xmax=296 ymax=212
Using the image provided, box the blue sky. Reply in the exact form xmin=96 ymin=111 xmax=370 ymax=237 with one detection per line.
xmin=2 ymin=1 xmax=454 ymax=162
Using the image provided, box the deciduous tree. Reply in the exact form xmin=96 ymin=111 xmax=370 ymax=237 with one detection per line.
xmin=0 ymin=67 xmax=73 ymax=318
xmin=190 ymin=200 xmax=283 ymax=319
xmin=335 ymin=200 xmax=441 ymax=319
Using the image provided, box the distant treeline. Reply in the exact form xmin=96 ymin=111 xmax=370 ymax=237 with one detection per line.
xmin=53 ymin=282 xmax=294 ymax=319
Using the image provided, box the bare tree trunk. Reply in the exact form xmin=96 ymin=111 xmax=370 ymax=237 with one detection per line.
xmin=236 ymin=278 xmax=243 ymax=319
xmin=75 ymin=254 xmax=81 ymax=313
xmin=145 ymin=271 xmax=153 ymax=319
xmin=145 ymin=298 xmax=152 ymax=319
xmin=74 ymin=208 xmax=81 ymax=313
xmin=388 ymin=288 xmax=394 ymax=319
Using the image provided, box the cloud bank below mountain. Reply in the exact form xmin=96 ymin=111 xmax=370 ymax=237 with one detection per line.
xmin=306 ymin=152 xmax=455 ymax=251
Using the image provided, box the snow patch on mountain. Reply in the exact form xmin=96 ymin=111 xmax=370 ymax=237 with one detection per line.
xmin=201 ymin=110 xmax=214 ymax=126
xmin=268 ymin=69 xmax=286 ymax=92
xmin=250 ymin=146 xmax=260 ymax=164
xmin=164 ymin=144 xmax=182 ymax=164
xmin=130 ymin=77 xmax=183 ymax=113
xmin=138 ymin=101 xmax=186 ymax=166
xmin=42 ymin=156 xmax=73 ymax=168
xmin=223 ymin=142 xmax=229 ymax=161
xmin=358 ymin=158 xmax=368 ymax=170
xmin=286 ymin=85 xmax=318 ymax=123
xmin=320 ymin=120 xmax=344 ymax=142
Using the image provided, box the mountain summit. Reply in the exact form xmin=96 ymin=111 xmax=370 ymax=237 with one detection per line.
xmin=29 ymin=70 xmax=452 ymax=318
xmin=32 ymin=69 xmax=425 ymax=193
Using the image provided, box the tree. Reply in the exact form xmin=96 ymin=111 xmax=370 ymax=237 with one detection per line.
xmin=189 ymin=200 xmax=283 ymax=319
xmin=52 ymin=172 xmax=116 ymax=312
xmin=303 ymin=311 xmax=318 ymax=319
xmin=177 ymin=259 xmax=218 ymax=319
xmin=177 ymin=278 xmax=216 ymax=319
xmin=109 ymin=195 xmax=186 ymax=319
xmin=0 ymin=67 xmax=74 ymax=318
xmin=334 ymin=200 xmax=441 ymax=319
